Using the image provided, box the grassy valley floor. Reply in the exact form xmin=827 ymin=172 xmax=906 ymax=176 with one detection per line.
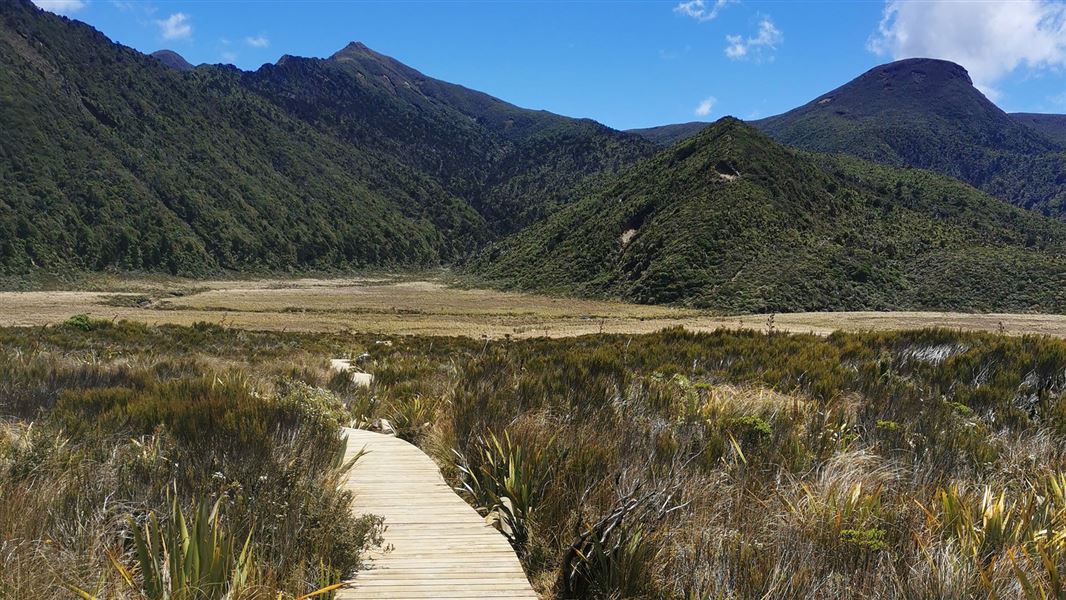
xmin=2 ymin=275 xmax=1066 ymax=338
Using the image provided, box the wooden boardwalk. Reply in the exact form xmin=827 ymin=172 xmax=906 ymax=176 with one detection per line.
xmin=337 ymin=427 xmax=538 ymax=599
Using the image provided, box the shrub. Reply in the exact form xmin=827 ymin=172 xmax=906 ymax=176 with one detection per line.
xmin=63 ymin=314 xmax=97 ymax=331
xmin=840 ymin=528 xmax=888 ymax=552
xmin=729 ymin=415 xmax=773 ymax=446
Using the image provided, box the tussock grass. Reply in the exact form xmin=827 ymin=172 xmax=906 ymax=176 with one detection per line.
xmin=374 ymin=326 xmax=1066 ymax=598
xmin=6 ymin=319 xmax=1066 ymax=598
xmin=0 ymin=319 xmax=381 ymax=598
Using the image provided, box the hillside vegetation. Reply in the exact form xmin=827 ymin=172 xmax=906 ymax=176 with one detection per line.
xmin=8 ymin=320 xmax=1066 ymax=598
xmin=5 ymin=2 xmax=1066 ymax=316
xmin=471 ymin=118 xmax=1066 ymax=312
xmin=627 ymin=121 xmax=710 ymax=146
xmin=0 ymin=1 xmax=488 ymax=274
xmin=753 ymin=59 xmax=1066 ymax=216
xmin=1012 ymin=112 xmax=1066 ymax=147
xmin=0 ymin=1 xmax=652 ymax=276
xmin=0 ymin=319 xmax=383 ymax=598
xmin=243 ymin=42 xmax=655 ymax=235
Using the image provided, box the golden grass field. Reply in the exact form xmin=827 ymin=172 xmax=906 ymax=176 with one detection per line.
xmin=3 ymin=274 xmax=1066 ymax=338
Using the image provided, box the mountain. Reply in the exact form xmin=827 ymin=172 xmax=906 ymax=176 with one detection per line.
xmin=0 ymin=0 xmax=488 ymax=275
xmin=0 ymin=1 xmax=651 ymax=276
xmin=150 ymin=49 xmax=194 ymax=71
xmin=242 ymin=42 xmax=655 ymax=234
xmin=470 ymin=118 xmax=1066 ymax=313
xmin=627 ymin=121 xmax=710 ymax=146
xmin=751 ymin=58 xmax=1066 ymax=217
xmin=1012 ymin=113 xmax=1066 ymax=146
xmin=9 ymin=0 xmax=1066 ymax=315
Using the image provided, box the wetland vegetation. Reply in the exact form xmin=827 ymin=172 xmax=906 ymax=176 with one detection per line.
xmin=5 ymin=318 xmax=1066 ymax=598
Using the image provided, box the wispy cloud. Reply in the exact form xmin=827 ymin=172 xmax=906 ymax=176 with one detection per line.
xmin=156 ymin=12 xmax=192 ymax=41
xmin=867 ymin=0 xmax=1066 ymax=100
xmin=725 ymin=18 xmax=783 ymax=61
xmin=245 ymin=35 xmax=269 ymax=48
xmin=695 ymin=96 xmax=717 ymax=117
xmin=221 ymin=51 xmax=238 ymax=64
xmin=674 ymin=0 xmax=735 ymax=22
xmin=32 ymin=0 xmax=86 ymax=15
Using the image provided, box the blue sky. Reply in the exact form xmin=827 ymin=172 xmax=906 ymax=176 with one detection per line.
xmin=34 ymin=0 xmax=1066 ymax=130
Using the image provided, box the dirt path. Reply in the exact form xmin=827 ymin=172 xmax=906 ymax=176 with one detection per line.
xmin=338 ymin=428 xmax=537 ymax=599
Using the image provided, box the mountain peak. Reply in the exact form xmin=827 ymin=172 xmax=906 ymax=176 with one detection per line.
xmin=662 ymin=116 xmax=811 ymax=185
xmin=865 ymin=57 xmax=972 ymax=86
xmin=331 ymin=41 xmax=374 ymax=60
xmin=752 ymin=57 xmax=1063 ymax=214
xmin=801 ymin=56 xmax=985 ymax=113
xmin=150 ymin=49 xmax=194 ymax=71
xmin=683 ymin=116 xmax=772 ymax=147
xmin=472 ymin=98 xmax=1066 ymax=312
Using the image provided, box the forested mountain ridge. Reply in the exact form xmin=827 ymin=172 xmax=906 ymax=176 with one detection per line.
xmin=243 ymin=42 xmax=655 ymax=233
xmin=751 ymin=58 xmax=1066 ymax=216
xmin=150 ymin=49 xmax=194 ymax=71
xmin=631 ymin=112 xmax=1066 ymax=159
xmin=1012 ymin=113 xmax=1066 ymax=147
xmin=627 ymin=121 xmax=710 ymax=146
xmin=0 ymin=0 xmax=490 ymax=274
xmin=470 ymin=118 xmax=1066 ymax=313
xmin=8 ymin=0 xmax=1066 ymax=316
xmin=633 ymin=61 xmax=1066 ymax=219
xmin=0 ymin=0 xmax=652 ymax=275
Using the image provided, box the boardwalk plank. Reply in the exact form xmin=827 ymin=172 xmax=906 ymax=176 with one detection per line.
xmin=337 ymin=428 xmax=538 ymax=599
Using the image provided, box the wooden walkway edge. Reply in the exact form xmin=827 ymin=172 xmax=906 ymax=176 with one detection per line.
xmin=337 ymin=427 xmax=538 ymax=599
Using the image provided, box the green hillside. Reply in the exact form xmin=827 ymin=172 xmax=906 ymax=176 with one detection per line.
xmin=244 ymin=42 xmax=655 ymax=234
xmin=1012 ymin=112 xmax=1066 ymax=146
xmin=0 ymin=1 xmax=492 ymax=275
xmin=150 ymin=49 xmax=194 ymax=71
xmin=7 ymin=0 xmax=1066 ymax=316
xmin=470 ymin=118 xmax=1066 ymax=313
xmin=0 ymin=1 xmax=652 ymax=276
xmin=752 ymin=59 xmax=1066 ymax=217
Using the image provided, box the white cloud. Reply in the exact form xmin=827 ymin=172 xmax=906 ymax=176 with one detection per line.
xmin=245 ymin=35 xmax=269 ymax=48
xmin=695 ymin=96 xmax=717 ymax=116
xmin=221 ymin=51 xmax=238 ymax=64
xmin=725 ymin=18 xmax=783 ymax=61
xmin=675 ymin=0 xmax=735 ymax=22
xmin=156 ymin=13 xmax=192 ymax=41
xmin=32 ymin=0 xmax=86 ymax=14
xmin=867 ymin=0 xmax=1066 ymax=98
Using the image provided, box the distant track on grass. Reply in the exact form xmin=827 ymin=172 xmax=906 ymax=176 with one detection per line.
xmin=338 ymin=428 xmax=538 ymax=599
